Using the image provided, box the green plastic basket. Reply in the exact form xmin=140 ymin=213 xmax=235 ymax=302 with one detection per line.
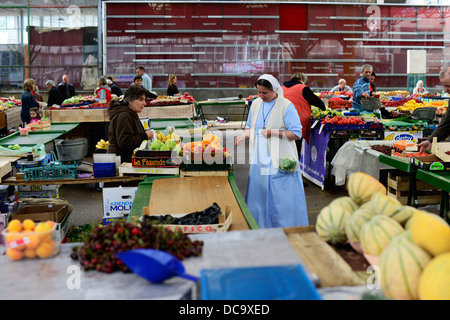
xmin=21 ymin=152 xmax=79 ymax=180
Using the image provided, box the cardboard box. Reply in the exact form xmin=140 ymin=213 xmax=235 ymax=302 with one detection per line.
xmin=103 ymin=186 xmax=137 ymax=218
xmin=410 ymin=154 xmax=450 ymax=171
xmin=15 ymin=189 xmax=59 ymax=199
xmin=10 ymin=204 xmax=70 ymax=243
xmin=17 ymin=184 xmax=60 ymax=192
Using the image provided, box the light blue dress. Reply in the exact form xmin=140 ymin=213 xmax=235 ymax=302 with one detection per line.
xmin=245 ymin=99 xmax=309 ymax=228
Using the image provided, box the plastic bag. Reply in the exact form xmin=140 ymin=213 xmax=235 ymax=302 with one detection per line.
xmin=276 ymin=132 xmax=299 ymax=174
xmin=0 ymin=143 xmax=45 ymax=158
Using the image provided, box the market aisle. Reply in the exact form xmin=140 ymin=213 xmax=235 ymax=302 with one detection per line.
xmin=59 ymin=132 xmax=347 ymax=227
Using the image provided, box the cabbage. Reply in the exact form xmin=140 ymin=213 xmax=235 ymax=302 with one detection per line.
xmin=279 ymin=157 xmax=297 ymax=173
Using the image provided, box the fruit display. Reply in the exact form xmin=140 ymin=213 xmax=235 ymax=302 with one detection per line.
xmin=314 ymin=171 xmax=450 ymax=300
xmin=182 ymin=133 xmax=230 ymax=159
xmin=315 ymin=203 xmax=353 ymax=245
xmin=149 ymin=130 xmax=182 ymax=155
xmin=379 ymin=231 xmax=432 ymax=300
xmin=3 ymin=219 xmax=59 ymax=261
xmin=327 ymin=98 xmax=352 ymax=110
xmin=70 ymin=220 xmax=204 ymax=273
xmin=96 ymin=139 xmax=110 ymax=150
xmin=360 ymin=215 xmax=404 ymax=256
xmin=418 ymin=252 xmax=450 ymax=300
xmin=321 ymin=115 xmax=365 ymax=126
xmin=147 ymin=92 xmax=195 ymax=106
xmin=0 ymin=97 xmax=21 ymax=109
xmin=311 ymin=107 xmax=342 ymax=120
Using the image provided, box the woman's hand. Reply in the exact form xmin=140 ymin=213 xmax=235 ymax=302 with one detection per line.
xmin=235 ymin=129 xmax=250 ymax=146
xmin=146 ymin=130 xmax=154 ymax=140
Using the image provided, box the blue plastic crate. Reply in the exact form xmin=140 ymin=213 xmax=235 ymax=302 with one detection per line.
xmin=200 ymin=264 xmax=322 ymax=300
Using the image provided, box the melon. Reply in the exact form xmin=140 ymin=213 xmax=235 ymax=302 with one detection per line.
xmin=330 ymin=196 xmax=359 ymax=214
xmin=367 ymin=192 xmax=403 ymax=221
xmin=410 ymin=210 xmax=450 ymax=256
xmin=379 ymin=232 xmax=432 ymax=300
xmin=360 ymin=215 xmax=404 ymax=256
xmin=392 ymin=205 xmax=420 ymax=226
xmin=345 ymin=206 xmax=375 ymax=243
xmin=315 ymin=204 xmax=352 ymax=245
xmin=347 ymin=172 xmax=387 ymax=205
xmin=418 ymin=252 xmax=450 ymax=300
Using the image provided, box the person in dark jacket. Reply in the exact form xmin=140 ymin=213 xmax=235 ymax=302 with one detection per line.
xmin=167 ymin=74 xmax=181 ymax=96
xmin=107 ymin=86 xmax=155 ymax=163
xmin=21 ymin=78 xmax=44 ymax=125
xmin=45 ymin=80 xmax=63 ymax=106
xmin=282 ymin=72 xmax=326 ymax=156
xmin=58 ymin=74 xmax=76 ymax=101
xmin=107 ymin=79 xmax=123 ymax=97
xmin=418 ymin=63 xmax=450 ymax=153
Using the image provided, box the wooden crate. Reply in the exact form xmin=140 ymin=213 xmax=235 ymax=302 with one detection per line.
xmin=43 ymin=109 xmax=108 ymax=123
xmin=283 ymin=226 xmax=366 ymax=287
xmin=388 ymin=186 xmax=441 ymax=205
xmin=388 ymin=172 xmax=440 ymax=191
xmin=140 ymin=104 xmax=194 ymax=119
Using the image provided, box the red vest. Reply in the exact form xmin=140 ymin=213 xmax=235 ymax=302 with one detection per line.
xmin=282 ymin=84 xmax=312 ymax=143
xmin=97 ymin=87 xmax=112 ymax=102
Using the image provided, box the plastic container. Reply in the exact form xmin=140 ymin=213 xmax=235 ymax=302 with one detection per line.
xmin=93 ymin=162 xmax=116 ymax=178
xmin=19 ymin=127 xmax=30 ymax=136
xmin=93 ymin=153 xmax=116 ymax=163
xmin=55 ymin=138 xmax=88 ymax=162
xmin=2 ymin=222 xmax=60 ymax=260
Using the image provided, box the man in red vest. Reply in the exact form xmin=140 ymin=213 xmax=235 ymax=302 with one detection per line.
xmin=282 ymin=73 xmax=326 ymax=156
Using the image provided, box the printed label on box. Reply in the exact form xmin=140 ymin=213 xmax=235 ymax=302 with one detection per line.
xmin=15 ymin=189 xmax=59 ymax=199
xmin=103 ymin=186 xmax=137 ymax=218
xmin=102 ymin=217 xmax=128 ymax=226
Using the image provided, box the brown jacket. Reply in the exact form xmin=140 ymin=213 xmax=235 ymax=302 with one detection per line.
xmin=107 ymin=103 xmax=147 ymax=162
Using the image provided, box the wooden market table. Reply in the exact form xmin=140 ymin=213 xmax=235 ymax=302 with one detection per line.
xmin=127 ymin=172 xmax=259 ymax=231
xmin=415 ymin=169 xmax=450 ymax=222
xmin=0 ymin=174 xmax=145 ymax=186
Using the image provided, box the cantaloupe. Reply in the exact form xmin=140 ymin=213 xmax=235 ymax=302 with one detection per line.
xmin=410 ymin=210 xmax=450 ymax=256
xmin=345 ymin=206 xmax=375 ymax=243
xmin=418 ymin=252 xmax=450 ymax=300
xmin=367 ymin=192 xmax=403 ymax=222
xmin=395 ymin=205 xmax=420 ymax=227
xmin=347 ymin=172 xmax=387 ymax=205
xmin=360 ymin=215 xmax=404 ymax=256
xmin=329 ymin=196 xmax=359 ymax=214
xmin=379 ymin=232 xmax=432 ymax=300
xmin=315 ymin=204 xmax=352 ymax=245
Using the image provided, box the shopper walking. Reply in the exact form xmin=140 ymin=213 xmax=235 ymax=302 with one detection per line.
xmin=352 ymin=64 xmax=373 ymax=112
xmin=235 ymin=74 xmax=309 ymax=228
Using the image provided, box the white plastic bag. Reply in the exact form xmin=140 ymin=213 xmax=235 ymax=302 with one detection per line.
xmin=276 ymin=132 xmax=299 ymax=174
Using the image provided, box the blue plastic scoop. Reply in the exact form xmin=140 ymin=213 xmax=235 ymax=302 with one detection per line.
xmin=116 ymin=249 xmax=199 ymax=284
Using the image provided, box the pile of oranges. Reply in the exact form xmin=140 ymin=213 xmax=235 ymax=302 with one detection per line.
xmin=3 ymin=219 xmax=58 ymax=261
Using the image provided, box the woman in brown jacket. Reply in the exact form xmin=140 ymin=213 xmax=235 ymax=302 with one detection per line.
xmin=107 ymin=86 xmax=154 ymax=162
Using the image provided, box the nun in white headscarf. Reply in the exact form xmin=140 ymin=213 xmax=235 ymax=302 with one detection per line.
xmin=235 ymin=74 xmax=309 ymax=228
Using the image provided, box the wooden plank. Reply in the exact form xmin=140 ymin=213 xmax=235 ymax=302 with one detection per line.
xmin=148 ymin=176 xmax=250 ymax=231
xmin=0 ymin=174 xmax=144 ymax=185
xmin=180 ymin=170 xmax=229 ymax=177
xmin=283 ymin=227 xmax=363 ymax=287
xmin=118 ymin=162 xmax=179 ymax=176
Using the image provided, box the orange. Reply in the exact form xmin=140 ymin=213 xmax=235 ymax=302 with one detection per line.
xmin=35 ymin=222 xmax=53 ymax=241
xmin=7 ymin=219 xmax=22 ymax=233
xmin=22 ymin=219 xmax=35 ymax=231
xmin=36 ymin=241 xmax=53 ymax=259
xmin=5 ymin=232 xmax=26 ymax=250
xmin=24 ymin=248 xmax=36 ymax=259
xmin=45 ymin=221 xmax=55 ymax=229
xmin=25 ymin=234 xmax=41 ymax=250
xmin=6 ymin=248 xmax=24 ymax=261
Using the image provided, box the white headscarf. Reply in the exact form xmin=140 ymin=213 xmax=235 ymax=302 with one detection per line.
xmin=258 ymin=74 xmax=284 ymax=98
